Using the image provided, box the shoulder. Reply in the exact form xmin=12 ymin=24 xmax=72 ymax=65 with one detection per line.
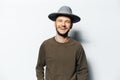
xmin=41 ymin=37 xmax=54 ymax=47
xmin=70 ymin=37 xmax=83 ymax=48
xmin=70 ymin=38 xmax=86 ymax=56
xmin=70 ymin=37 xmax=85 ymax=54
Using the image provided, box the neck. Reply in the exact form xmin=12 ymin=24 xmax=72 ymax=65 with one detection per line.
xmin=55 ymin=34 xmax=70 ymax=43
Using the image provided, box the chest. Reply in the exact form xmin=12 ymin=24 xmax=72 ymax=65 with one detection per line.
xmin=45 ymin=45 xmax=77 ymax=66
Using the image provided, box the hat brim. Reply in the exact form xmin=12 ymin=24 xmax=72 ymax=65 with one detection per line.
xmin=48 ymin=13 xmax=81 ymax=23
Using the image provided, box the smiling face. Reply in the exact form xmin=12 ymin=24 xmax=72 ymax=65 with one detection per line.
xmin=55 ymin=15 xmax=73 ymax=37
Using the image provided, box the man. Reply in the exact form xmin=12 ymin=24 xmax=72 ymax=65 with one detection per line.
xmin=36 ymin=6 xmax=88 ymax=80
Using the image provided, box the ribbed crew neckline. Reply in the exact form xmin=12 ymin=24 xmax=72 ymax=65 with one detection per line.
xmin=52 ymin=36 xmax=72 ymax=45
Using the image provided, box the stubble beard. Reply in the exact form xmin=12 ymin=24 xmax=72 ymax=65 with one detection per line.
xmin=56 ymin=28 xmax=70 ymax=38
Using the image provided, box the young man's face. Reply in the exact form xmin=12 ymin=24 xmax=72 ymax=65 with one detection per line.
xmin=55 ymin=16 xmax=72 ymax=37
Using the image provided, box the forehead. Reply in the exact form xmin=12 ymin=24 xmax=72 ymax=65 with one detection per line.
xmin=56 ymin=15 xmax=71 ymax=21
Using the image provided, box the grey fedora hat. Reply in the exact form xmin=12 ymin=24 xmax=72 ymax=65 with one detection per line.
xmin=48 ymin=6 xmax=81 ymax=23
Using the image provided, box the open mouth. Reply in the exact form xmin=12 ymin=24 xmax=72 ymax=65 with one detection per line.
xmin=60 ymin=27 xmax=67 ymax=30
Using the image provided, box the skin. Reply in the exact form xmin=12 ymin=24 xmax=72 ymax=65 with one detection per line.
xmin=54 ymin=15 xmax=73 ymax=43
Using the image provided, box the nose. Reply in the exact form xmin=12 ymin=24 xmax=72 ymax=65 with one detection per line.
xmin=61 ymin=21 xmax=65 ymax=26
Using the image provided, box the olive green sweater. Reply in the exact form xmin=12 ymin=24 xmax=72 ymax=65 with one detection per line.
xmin=36 ymin=37 xmax=88 ymax=80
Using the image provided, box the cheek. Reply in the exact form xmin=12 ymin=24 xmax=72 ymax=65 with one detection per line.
xmin=55 ymin=22 xmax=58 ymax=29
xmin=55 ymin=22 xmax=60 ymax=27
xmin=66 ymin=24 xmax=72 ymax=29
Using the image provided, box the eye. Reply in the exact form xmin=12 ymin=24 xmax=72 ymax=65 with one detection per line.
xmin=66 ymin=20 xmax=71 ymax=23
xmin=57 ymin=19 xmax=62 ymax=22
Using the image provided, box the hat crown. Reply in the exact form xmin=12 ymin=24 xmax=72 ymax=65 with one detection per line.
xmin=48 ymin=6 xmax=81 ymax=23
xmin=58 ymin=6 xmax=72 ymax=14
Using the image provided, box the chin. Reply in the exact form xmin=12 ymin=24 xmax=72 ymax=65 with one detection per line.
xmin=58 ymin=30 xmax=68 ymax=34
xmin=57 ymin=31 xmax=69 ymax=37
xmin=58 ymin=31 xmax=67 ymax=35
xmin=56 ymin=28 xmax=70 ymax=37
xmin=59 ymin=32 xmax=67 ymax=35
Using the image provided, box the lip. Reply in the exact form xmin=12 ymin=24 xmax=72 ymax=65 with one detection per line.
xmin=59 ymin=27 xmax=68 ymax=30
xmin=59 ymin=29 xmax=67 ymax=31
xmin=58 ymin=28 xmax=66 ymax=30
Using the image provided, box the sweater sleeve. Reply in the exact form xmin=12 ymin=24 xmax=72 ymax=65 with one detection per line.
xmin=36 ymin=43 xmax=46 ymax=80
xmin=76 ymin=46 xmax=88 ymax=80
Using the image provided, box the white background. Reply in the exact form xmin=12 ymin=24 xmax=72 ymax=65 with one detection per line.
xmin=0 ymin=0 xmax=120 ymax=80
